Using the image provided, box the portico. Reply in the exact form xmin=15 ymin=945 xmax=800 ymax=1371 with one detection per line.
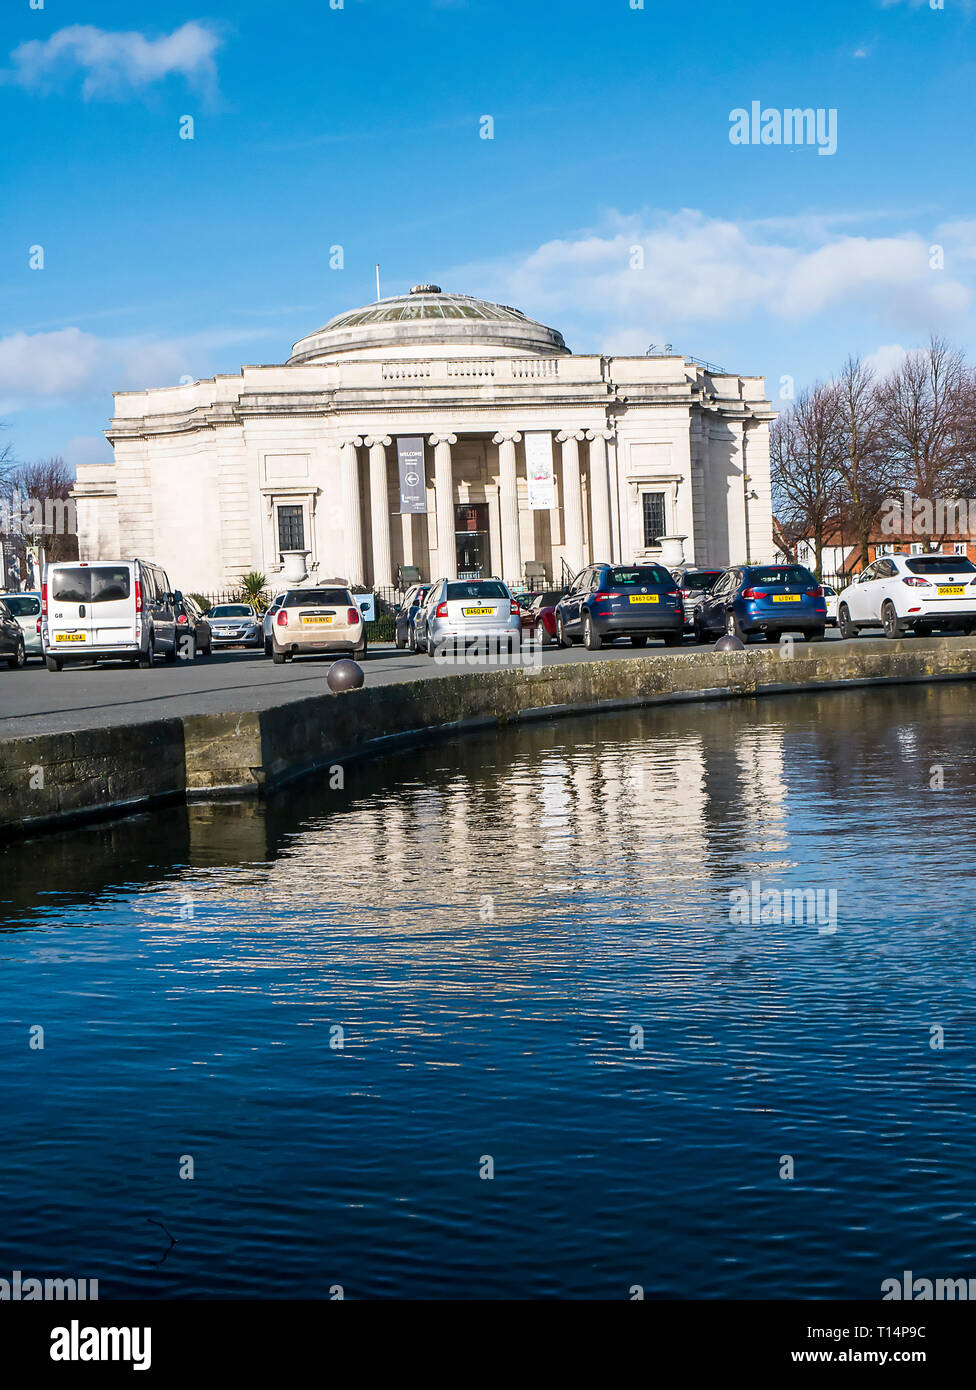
xmin=74 ymin=285 xmax=776 ymax=594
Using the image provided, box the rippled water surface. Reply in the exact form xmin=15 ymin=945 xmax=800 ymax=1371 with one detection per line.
xmin=3 ymin=685 xmax=976 ymax=1299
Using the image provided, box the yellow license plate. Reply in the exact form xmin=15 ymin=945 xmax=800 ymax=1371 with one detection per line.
xmin=463 ymin=607 xmax=494 ymax=616
xmin=302 ymin=616 xmax=333 ymax=625
xmin=56 ymin=633 xmax=86 ymax=642
xmin=772 ymin=595 xmax=801 ymax=602
xmin=938 ymin=585 xmax=964 ymax=596
xmin=628 ymin=594 xmax=659 ymax=604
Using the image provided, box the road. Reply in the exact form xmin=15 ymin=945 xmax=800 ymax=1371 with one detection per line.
xmin=0 ymin=628 xmax=889 ymax=740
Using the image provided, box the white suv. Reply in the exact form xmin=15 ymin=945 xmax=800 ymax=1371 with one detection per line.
xmin=837 ymin=553 xmax=976 ymax=638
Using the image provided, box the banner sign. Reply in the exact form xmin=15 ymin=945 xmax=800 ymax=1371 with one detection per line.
xmin=524 ymin=431 xmax=556 ymax=510
xmin=396 ymin=436 xmax=427 ymax=514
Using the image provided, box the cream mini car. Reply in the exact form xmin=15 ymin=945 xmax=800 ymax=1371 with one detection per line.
xmin=269 ymin=585 xmax=367 ymax=663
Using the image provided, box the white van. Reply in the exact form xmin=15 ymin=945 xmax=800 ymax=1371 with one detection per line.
xmin=42 ymin=558 xmax=179 ymax=671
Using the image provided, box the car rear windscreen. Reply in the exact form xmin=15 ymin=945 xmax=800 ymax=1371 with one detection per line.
xmin=287 ymin=590 xmax=351 ymax=606
xmin=681 ymin=571 xmax=722 ymax=589
xmin=3 ymin=595 xmax=41 ymax=617
xmin=50 ymin=566 xmax=131 ymax=603
xmin=446 ymin=582 xmax=508 ymax=599
xmin=606 ymin=567 xmax=674 ymax=587
xmin=906 ymin=556 xmax=976 ymax=575
xmin=748 ymin=567 xmax=815 ymax=586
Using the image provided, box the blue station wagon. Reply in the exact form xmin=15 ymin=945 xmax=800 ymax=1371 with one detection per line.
xmin=694 ymin=564 xmax=828 ymax=643
xmin=555 ymin=563 xmax=684 ymax=649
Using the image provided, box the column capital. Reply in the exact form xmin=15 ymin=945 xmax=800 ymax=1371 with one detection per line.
xmin=585 ymin=428 xmax=614 ymax=442
xmin=556 ymin=429 xmax=586 ymax=443
xmin=339 ymin=435 xmax=363 ymax=449
xmin=492 ymin=430 xmax=522 ymax=445
xmin=428 ymin=433 xmax=457 ymax=447
xmin=364 ymin=434 xmax=392 ymax=449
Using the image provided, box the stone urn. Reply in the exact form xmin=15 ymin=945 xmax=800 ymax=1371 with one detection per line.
xmin=656 ymin=535 xmax=687 ymax=568
xmin=280 ymin=550 xmax=311 ymax=584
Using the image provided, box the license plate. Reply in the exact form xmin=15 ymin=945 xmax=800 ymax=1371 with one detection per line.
xmin=938 ymin=585 xmax=964 ymax=596
xmin=772 ymin=595 xmax=801 ymax=603
xmin=56 ymin=633 xmax=86 ymax=642
xmin=628 ymin=595 xmax=659 ymax=604
xmin=302 ymin=615 xmax=333 ymax=625
xmin=463 ymin=607 xmax=494 ymax=616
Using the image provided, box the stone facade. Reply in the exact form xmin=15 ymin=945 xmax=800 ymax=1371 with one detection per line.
xmin=73 ymin=286 xmax=775 ymax=593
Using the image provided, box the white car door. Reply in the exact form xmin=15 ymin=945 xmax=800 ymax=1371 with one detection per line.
xmin=849 ymin=563 xmax=881 ymax=623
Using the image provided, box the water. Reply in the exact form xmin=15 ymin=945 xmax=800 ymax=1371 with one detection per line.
xmin=2 ymin=684 xmax=976 ymax=1299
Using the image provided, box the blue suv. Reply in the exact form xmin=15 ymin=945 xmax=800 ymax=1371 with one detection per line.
xmin=555 ymin=563 xmax=684 ymax=649
xmin=694 ymin=564 xmax=828 ymax=643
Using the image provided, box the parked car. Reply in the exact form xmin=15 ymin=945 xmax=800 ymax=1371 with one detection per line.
xmin=208 ymin=603 xmax=263 ymax=649
xmin=173 ymin=591 xmax=212 ymax=657
xmin=694 ymin=563 xmax=827 ymax=643
xmin=414 ymin=578 xmax=522 ymax=655
xmin=0 ymin=598 xmax=27 ymax=669
xmin=269 ymin=585 xmax=366 ymax=663
xmin=836 ymin=553 xmax=976 ymax=639
xmin=0 ymin=590 xmax=43 ymax=661
xmin=823 ymin=583 xmax=839 ymax=627
xmin=261 ymin=593 xmax=286 ymax=655
xmin=555 ymin=563 xmax=684 ymax=650
xmin=42 ymin=558 xmax=177 ymax=670
xmin=394 ymin=584 xmax=429 ymax=650
xmin=670 ymin=567 xmax=724 ymax=631
xmin=519 ymin=589 xmax=566 ymax=645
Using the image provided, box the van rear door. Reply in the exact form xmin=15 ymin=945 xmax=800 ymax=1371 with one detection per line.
xmin=89 ymin=563 xmax=136 ymax=648
xmin=47 ymin=564 xmax=94 ymax=650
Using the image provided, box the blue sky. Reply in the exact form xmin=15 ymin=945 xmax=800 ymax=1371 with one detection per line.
xmin=2 ymin=0 xmax=975 ymax=468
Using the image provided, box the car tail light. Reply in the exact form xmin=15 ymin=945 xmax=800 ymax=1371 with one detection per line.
xmin=902 ymin=576 xmax=931 ymax=587
xmin=806 ymin=585 xmax=823 ymax=598
xmin=436 ymin=601 xmax=448 ymax=618
xmin=177 ymin=614 xmax=188 ymax=625
xmin=741 ymin=588 xmax=768 ymax=599
xmin=680 ymin=589 xmax=690 ymax=597
xmin=510 ymin=599 xmax=520 ymax=615
xmin=277 ymin=610 xmax=289 ymax=626
xmin=593 ymin=592 xmax=612 ymax=601
xmin=36 ymin=618 xmax=41 ymax=634
xmin=41 ymin=582 xmax=47 ymax=617
xmin=347 ymin=607 xmax=360 ymax=624
xmin=135 ymin=578 xmax=142 ymax=614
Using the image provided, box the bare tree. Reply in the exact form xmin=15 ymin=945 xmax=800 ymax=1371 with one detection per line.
xmin=1 ymin=456 xmax=78 ymax=563
xmin=834 ymin=356 xmax=890 ymax=571
xmin=771 ymin=382 xmax=844 ymax=577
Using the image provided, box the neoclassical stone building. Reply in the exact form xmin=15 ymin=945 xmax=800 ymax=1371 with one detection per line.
xmin=74 ymin=285 xmax=775 ymax=593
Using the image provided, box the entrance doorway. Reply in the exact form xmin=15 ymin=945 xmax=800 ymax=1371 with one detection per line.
xmin=455 ymin=503 xmax=490 ymax=578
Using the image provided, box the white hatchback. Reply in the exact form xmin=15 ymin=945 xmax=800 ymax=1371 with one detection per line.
xmin=837 ymin=553 xmax=976 ymax=638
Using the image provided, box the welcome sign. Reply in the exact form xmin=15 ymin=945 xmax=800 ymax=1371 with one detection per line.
xmin=396 ymin=437 xmax=427 ymax=513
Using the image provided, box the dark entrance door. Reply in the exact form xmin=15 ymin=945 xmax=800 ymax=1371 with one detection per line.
xmin=455 ymin=503 xmax=490 ymax=578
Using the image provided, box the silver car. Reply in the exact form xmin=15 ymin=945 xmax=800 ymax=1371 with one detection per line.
xmin=262 ymin=593 xmax=287 ymax=655
xmin=415 ymin=578 xmax=521 ymax=655
xmin=0 ymin=590 xmax=43 ymax=660
xmin=670 ymin=566 xmax=724 ymax=631
xmin=208 ymin=602 xmax=263 ymax=648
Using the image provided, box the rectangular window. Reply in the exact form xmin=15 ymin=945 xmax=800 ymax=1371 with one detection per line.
xmin=954 ymin=542 xmax=968 ymax=556
xmin=641 ymin=492 xmax=666 ymax=548
xmin=277 ymin=505 xmax=305 ymax=552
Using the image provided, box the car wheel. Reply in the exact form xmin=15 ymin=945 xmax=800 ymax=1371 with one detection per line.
xmin=693 ymin=615 xmax=707 ymax=645
xmin=45 ymin=654 xmax=63 ymax=672
xmin=804 ymin=627 xmax=826 ymax=642
xmin=630 ymin=635 xmax=648 ymax=648
xmin=272 ymin=647 xmax=288 ymax=665
xmin=395 ymin=628 xmax=406 ymax=650
xmin=556 ymin=614 xmax=571 ymax=648
xmin=583 ymin=614 xmax=602 ymax=650
xmin=881 ymin=601 xmax=904 ymax=639
xmin=726 ymin=611 xmax=746 ymax=642
xmin=138 ymin=642 xmax=155 ymax=669
xmin=837 ymin=604 xmax=858 ymax=640
xmin=264 ymin=637 xmax=273 ymax=657
xmin=356 ymin=641 xmax=367 ymax=661
xmin=10 ymin=639 xmax=26 ymax=669
xmin=662 ymin=631 xmax=682 ymax=647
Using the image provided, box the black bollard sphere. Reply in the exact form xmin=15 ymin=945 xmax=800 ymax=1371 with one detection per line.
xmin=327 ymin=658 xmax=365 ymax=692
xmin=713 ymin=634 xmax=745 ymax=652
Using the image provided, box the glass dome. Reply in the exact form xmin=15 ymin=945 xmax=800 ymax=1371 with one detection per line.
xmin=289 ymin=286 xmax=569 ymax=362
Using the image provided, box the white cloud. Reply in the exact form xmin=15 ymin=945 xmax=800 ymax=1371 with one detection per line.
xmin=864 ymin=343 xmax=909 ymax=377
xmin=1 ymin=22 xmax=224 ymax=99
xmin=457 ymin=209 xmax=973 ymax=345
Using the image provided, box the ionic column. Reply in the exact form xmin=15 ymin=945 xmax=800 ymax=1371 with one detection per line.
xmin=339 ymin=436 xmax=364 ymax=585
xmin=586 ymin=428 xmax=613 ymax=563
xmin=557 ymin=429 xmax=586 ymax=573
xmin=365 ymin=434 xmax=393 ymax=588
xmin=429 ymin=433 xmax=458 ymax=579
xmin=492 ymin=430 xmax=522 ymax=586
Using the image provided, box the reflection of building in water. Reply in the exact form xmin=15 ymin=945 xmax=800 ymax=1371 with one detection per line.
xmin=735 ymin=725 xmax=789 ymax=859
